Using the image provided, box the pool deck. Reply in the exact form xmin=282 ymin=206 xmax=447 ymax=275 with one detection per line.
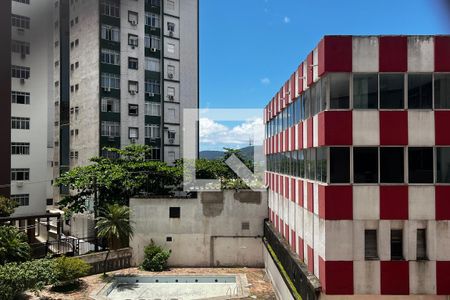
xmin=25 ymin=267 xmax=276 ymax=300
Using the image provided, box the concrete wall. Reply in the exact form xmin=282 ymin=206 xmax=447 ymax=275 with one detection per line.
xmin=264 ymin=246 xmax=295 ymax=300
xmin=130 ymin=190 xmax=267 ymax=267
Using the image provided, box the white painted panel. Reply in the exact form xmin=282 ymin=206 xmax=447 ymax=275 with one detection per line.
xmin=296 ymin=206 xmax=304 ymax=239
xmin=409 ymin=261 xmax=436 ymax=294
xmin=325 ymin=221 xmax=353 ymax=261
xmin=409 ymin=186 xmax=435 ymax=220
xmin=303 ymin=62 xmax=308 ymax=91
xmin=353 ymin=111 xmax=379 ymax=145
xmin=313 ymin=183 xmax=319 ymax=215
xmin=408 ymin=111 xmax=435 ymax=146
xmin=354 ymin=261 xmax=381 ymax=294
xmin=379 ymin=220 xmax=391 ymax=261
xmin=352 ymin=36 xmax=379 ymax=72
xmin=303 ymin=121 xmax=308 ymax=149
xmin=303 ymin=181 xmax=308 ymax=211
xmin=313 ymin=114 xmax=319 ymax=148
xmin=313 ymin=47 xmax=319 ymax=82
xmin=289 ymin=199 xmax=295 ymax=229
xmin=353 ymin=221 xmax=365 ymax=261
xmin=353 ymin=186 xmax=380 ymax=220
xmin=436 ymin=221 xmax=450 ymax=260
xmin=304 ymin=211 xmax=314 ymax=247
xmin=408 ymin=36 xmax=435 ymax=72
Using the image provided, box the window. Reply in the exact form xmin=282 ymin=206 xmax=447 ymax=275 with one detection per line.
xmin=329 ymin=73 xmax=349 ymax=109
xmin=128 ymin=57 xmax=138 ymax=69
xmin=128 ymin=81 xmax=139 ymax=94
xmin=11 ymin=40 xmax=30 ymax=55
xmin=11 ymin=117 xmax=30 ymax=130
xmin=145 ymin=124 xmax=160 ymax=138
xmin=408 ymin=147 xmax=433 ymax=183
xmin=147 ymin=0 xmax=161 ymax=6
xmin=316 ymin=147 xmax=327 ymax=183
xmin=11 ymin=168 xmax=29 ymax=181
xmin=365 ymin=230 xmax=378 ymax=260
xmin=145 ymin=102 xmax=161 ymax=116
xmin=380 ymin=74 xmax=404 ymax=109
xmin=167 ymin=43 xmax=175 ymax=53
xmin=354 ymin=147 xmax=378 ymax=183
xmin=353 ymin=74 xmax=378 ymax=109
xmin=11 ymin=194 xmax=29 ymax=206
xmin=416 ymin=229 xmax=427 ymax=260
xmin=167 ymin=87 xmax=175 ymax=101
xmin=167 ymin=22 xmax=175 ymax=32
xmin=145 ymin=12 xmax=160 ymax=28
xmin=101 ymin=73 xmax=120 ymax=89
xmin=167 ymin=0 xmax=175 ymax=10
xmin=101 ymin=49 xmax=120 ymax=65
xmin=12 ymin=14 xmax=30 ymax=29
xmin=169 ymin=207 xmax=180 ymax=218
xmin=101 ymin=25 xmax=120 ymax=42
xmin=242 ymin=222 xmax=250 ymax=230
xmin=11 ymin=65 xmax=30 ymax=79
xmin=391 ymin=230 xmax=403 ymax=260
xmin=145 ymin=35 xmax=160 ymax=50
xmin=435 ymin=74 xmax=450 ymax=109
xmin=128 ymin=104 xmax=139 ymax=116
xmin=145 ymin=80 xmax=160 ymax=94
xmin=329 ymin=147 xmax=350 ymax=183
xmin=13 ymin=0 xmax=30 ymax=4
xmin=148 ymin=147 xmax=161 ymax=160
xmin=437 ymin=147 xmax=450 ymax=183
xmin=11 ymin=143 xmax=30 ymax=155
xmin=100 ymin=0 xmax=120 ymax=18
xmin=145 ymin=57 xmax=160 ymax=72
xmin=11 ymin=91 xmax=30 ymax=104
xmin=168 ymin=130 xmax=176 ymax=139
xmin=129 ymin=127 xmax=139 ymax=139
xmin=380 ymin=147 xmax=404 ymax=183
xmin=128 ymin=11 xmax=138 ymax=25
xmin=128 ymin=34 xmax=139 ymax=47
xmin=408 ymin=74 xmax=433 ymax=109
xmin=101 ymin=121 xmax=120 ymax=137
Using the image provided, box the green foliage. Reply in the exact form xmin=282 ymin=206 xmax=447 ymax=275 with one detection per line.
xmin=0 ymin=226 xmax=31 ymax=265
xmin=53 ymin=256 xmax=91 ymax=286
xmin=0 ymin=259 xmax=56 ymax=300
xmin=141 ymin=241 xmax=170 ymax=272
xmin=96 ymin=204 xmax=134 ymax=249
xmin=0 ymin=196 xmax=18 ymax=217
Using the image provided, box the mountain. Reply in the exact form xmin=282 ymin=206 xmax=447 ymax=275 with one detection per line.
xmin=199 ymin=145 xmax=263 ymax=162
xmin=199 ymin=150 xmax=225 ymax=160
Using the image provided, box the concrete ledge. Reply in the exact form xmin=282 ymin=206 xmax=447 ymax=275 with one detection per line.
xmin=234 ymin=190 xmax=262 ymax=204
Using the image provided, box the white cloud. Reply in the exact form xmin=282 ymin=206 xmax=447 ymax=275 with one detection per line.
xmin=260 ymin=77 xmax=270 ymax=85
xmin=283 ymin=16 xmax=291 ymax=23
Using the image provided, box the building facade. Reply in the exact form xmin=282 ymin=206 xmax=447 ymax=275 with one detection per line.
xmin=10 ymin=0 xmax=54 ymax=216
xmin=52 ymin=0 xmax=198 ymax=201
xmin=264 ymin=35 xmax=450 ymax=297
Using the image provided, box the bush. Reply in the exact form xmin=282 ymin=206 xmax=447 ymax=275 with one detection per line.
xmin=0 ymin=225 xmax=31 ymax=265
xmin=141 ymin=241 xmax=170 ymax=272
xmin=53 ymin=256 xmax=91 ymax=287
xmin=0 ymin=259 xmax=56 ymax=300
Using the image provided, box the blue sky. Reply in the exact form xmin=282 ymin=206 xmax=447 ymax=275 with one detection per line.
xmin=198 ymin=0 xmax=449 ymax=151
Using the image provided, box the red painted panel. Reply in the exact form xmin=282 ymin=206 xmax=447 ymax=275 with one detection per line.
xmin=280 ymin=219 xmax=284 ymax=235
xmin=298 ymin=63 xmax=304 ymax=94
xmin=280 ymin=175 xmax=284 ymax=197
xmin=380 ymin=186 xmax=408 ymax=220
xmin=307 ymin=245 xmax=314 ymax=273
xmin=291 ymin=230 xmax=296 ymax=252
xmin=380 ymin=111 xmax=408 ymax=145
xmin=435 ymin=111 xmax=450 ymax=145
xmin=319 ymin=185 xmax=353 ymax=220
xmin=285 ymin=176 xmax=289 ymax=199
xmin=436 ymin=186 xmax=450 ymax=220
xmin=290 ymin=127 xmax=295 ymax=151
xmin=297 ymin=122 xmax=303 ymax=149
xmin=380 ymin=261 xmax=409 ymax=295
xmin=285 ymin=80 xmax=291 ymax=104
xmin=298 ymin=237 xmax=304 ymax=260
xmin=281 ymin=88 xmax=286 ymax=110
xmin=297 ymin=179 xmax=304 ymax=207
xmin=437 ymin=261 xmax=450 ymax=294
xmin=307 ymin=183 xmax=314 ymax=213
xmin=379 ymin=36 xmax=408 ymax=72
xmin=285 ymin=129 xmax=289 ymax=152
xmin=290 ymin=73 xmax=296 ymax=102
xmin=323 ymin=111 xmax=353 ymax=146
xmin=307 ymin=53 xmax=314 ymax=87
xmin=322 ymin=260 xmax=354 ymax=295
xmin=307 ymin=118 xmax=313 ymax=148
xmin=435 ymin=36 xmax=450 ymax=72
xmin=278 ymin=132 xmax=282 ymax=153
xmin=317 ymin=112 xmax=325 ymax=146
xmin=275 ymin=174 xmax=279 ymax=194
xmin=275 ymin=215 xmax=279 ymax=231
xmin=291 ymin=178 xmax=296 ymax=202
xmin=318 ymin=36 xmax=353 ymax=75
xmin=285 ymin=224 xmax=289 ymax=241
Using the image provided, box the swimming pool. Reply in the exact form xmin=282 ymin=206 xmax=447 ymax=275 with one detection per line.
xmin=93 ymin=274 xmax=249 ymax=300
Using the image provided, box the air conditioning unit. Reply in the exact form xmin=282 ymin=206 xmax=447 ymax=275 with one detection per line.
xmin=20 ymin=78 xmax=26 ymax=84
xmin=130 ymin=90 xmax=136 ymax=95
xmin=108 ymin=136 xmax=115 ymax=141
xmin=130 ymin=138 xmax=137 ymax=144
xmin=131 ymin=45 xmax=135 ymax=49
xmin=168 ymin=138 xmax=174 ymax=144
xmin=17 ymin=28 xmax=25 ymax=34
xmin=130 ymin=20 xmax=137 ymax=26
xmin=103 ymin=87 xmax=111 ymax=92
xmin=168 ymin=73 xmax=174 ymax=79
xmin=169 ymin=31 xmax=174 ymax=37
xmin=21 ymin=52 xmax=26 ymax=59
xmin=16 ymin=181 xmax=24 ymax=188
xmin=151 ymin=48 xmax=157 ymax=52
xmin=147 ymin=92 xmax=155 ymax=97
xmin=168 ymin=95 xmax=174 ymax=101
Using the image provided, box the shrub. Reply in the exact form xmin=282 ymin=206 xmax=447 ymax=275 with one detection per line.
xmin=53 ymin=256 xmax=91 ymax=287
xmin=0 ymin=196 xmax=17 ymax=217
xmin=141 ymin=241 xmax=170 ymax=272
xmin=0 ymin=225 xmax=31 ymax=265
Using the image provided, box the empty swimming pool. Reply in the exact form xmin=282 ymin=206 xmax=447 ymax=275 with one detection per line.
xmin=93 ymin=274 xmax=249 ymax=300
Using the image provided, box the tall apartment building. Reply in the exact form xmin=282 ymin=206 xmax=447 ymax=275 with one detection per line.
xmin=53 ymin=0 xmax=198 ymax=199
xmin=9 ymin=0 xmax=54 ymax=217
xmin=263 ymin=35 xmax=450 ymax=298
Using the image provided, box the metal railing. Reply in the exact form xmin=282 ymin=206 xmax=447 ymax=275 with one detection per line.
xmin=29 ymin=236 xmax=106 ymax=258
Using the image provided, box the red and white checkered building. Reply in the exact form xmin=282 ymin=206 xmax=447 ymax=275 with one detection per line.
xmin=264 ymin=35 xmax=450 ymax=298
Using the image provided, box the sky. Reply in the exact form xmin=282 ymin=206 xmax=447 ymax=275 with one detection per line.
xmin=198 ymin=0 xmax=450 ymax=152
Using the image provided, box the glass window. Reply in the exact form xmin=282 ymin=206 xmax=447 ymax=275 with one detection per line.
xmin=329 ymin=73 xmax=349 ymax=109
xmin=128 ymin=57 xmax=138 ymax=70
xmin=145 ymin=58 xmax=160 ymax=72
xmin=353 ymin=74 xmax=378 ymax=109
xmin=365 ymin=230 xmax=378 ymax=260
xmin=129 ymin=127 xmax=139 ymax=139
xmin=128 ymin=11 xmax=138 ymax=24
xmin=101 ymin=0 xmax=120 ymax=18
xmin=145 ymin=80 xmax=160 ymax=95
xmin=145 ymin=12 xmax=160 ymax=28
xmin=145 ymin=102 xmax=161 ymax=116
xmin=316 ymin=147 xmax=327 ymax=183
xmin=391 ymin=230 xmax=403 ymax=260
xmin=11 ymin=168 xmax=30 ymax=181
xmin=354 ymin=147 xmax=378 ymax=183
xmin=101 ymin=73 xmax=120 ymax=89
xmin=435 ymin=74 xmax=450 ymax=109
xmin=408 ymin=147 xmax=433 ymax=183
xmin=297 ymin=150 xmax=305 ymax=178
xmin=320 ymin=76 xmax=328 ymax=111
xmin=101 ymin=97 xmax=120 ymax=113
xmin=128 ymin=104 xmax=139 ymax=116
xmin=380 ymin=147 xmax=404 ymax=183
xmin=437 ymin=147 xmax=450 ymax=183
xmin=145 ymin=124 xmax=160 ymax=139
xmin=11 ymin=143 xmax=30 ymax=155
xmin=380 ymin=74 xmax=404 ymax=109
xmin=408 ymin=74 xmax=433 ymax=109
xmin=101 ymin=121 xmax=120 ymax=137
xmin=101 ymin=25 xmax=120 ymax=42
xmin=11 ymin=91 xmax=30 ymax=104
xmin=416 ymin=229 xmax=427 ymax=260
xmin=128 ymin=34 xmax=139 ymax=47
xmin=11 ymin=194 xmax=29 ymax=206
xmin=304 ymin=90 xmax=311 ymax=119
xmin=101 ymin=49 xmax=120 ymax=65
xmin=329 ymin=147 xmax=350 ymax=183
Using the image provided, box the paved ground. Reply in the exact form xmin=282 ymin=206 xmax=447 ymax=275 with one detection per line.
xmin=24 ymin=267 xmax=276 ymax=300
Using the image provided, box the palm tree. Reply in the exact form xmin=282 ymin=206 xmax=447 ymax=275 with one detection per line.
xmin=0 ymin=226 xmax=31 ymax=264
xmin=95 ymin=204 xmax=134 ymax=275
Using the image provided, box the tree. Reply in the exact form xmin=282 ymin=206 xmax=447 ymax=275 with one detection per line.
xmin=0 ymin=226 xmax=31 ymax=265
xmin=53 ymin=256 xmax=91 ymax=290
xmin=0 ymin=196 xmax=17 ymax=217
xmin=95 ymin=204 xmax=134 ymax=275
xmin=55 ymin=145 xmax=182 ymax=214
